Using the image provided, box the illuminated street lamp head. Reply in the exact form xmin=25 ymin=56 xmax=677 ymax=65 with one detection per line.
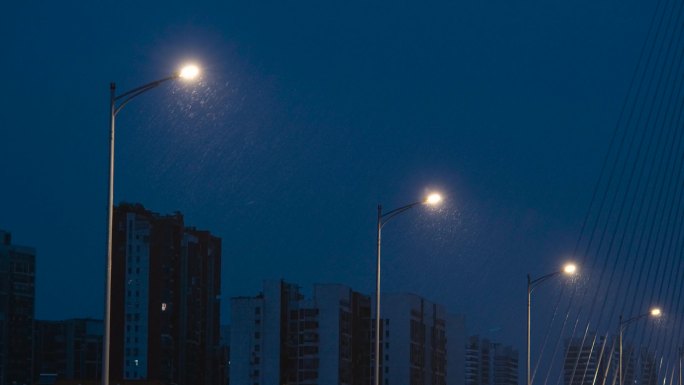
xmin=179 ymin=64 xmax=200 ymax=80
xmin=563 ymin=263 xmax=577 ymax=275
xmin=425 ymin=193 xmax=443 ymax=206
xmin=650 ymin=308 xmax=662 ymax=317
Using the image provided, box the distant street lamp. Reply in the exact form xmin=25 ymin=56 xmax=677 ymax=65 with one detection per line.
xmin=527 ymin=263 xmax=577 ymax=385
xmin=374 ymin=192 xmax=443 ymax=385
xmin=103 ymin=64 xmax=200 ymax=385
xmin=618 ymin=308 xmax=662 ymax=385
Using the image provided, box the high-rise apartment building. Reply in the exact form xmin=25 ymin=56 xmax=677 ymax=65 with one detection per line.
xmin=564 ymin=334 xmax=599 ymax=385
xmin=564 ymin=334 xmax=633 ymax=385
xmin=0 ymin=230 xmax=36 ymax=385
xmin=493 ymin=344 xmax=518 ymax=385
xmin=33 ymin=318 xmax=103 ymax=381
xmin=309 ymin=284 xmax=371 ymax=384
xmin=230 ymin=280 xmax=371 ymax=385
xmin=231 ymin=282 xmax=470 ymax=385
xmin=465 ymin=335 xmax=518 ymax=385
xmin=372 ymin=293 xmax=466 ymax=385
xmin=636 ymin=347 xmax=656 ymax=385
xmin=110 ymin=203 xmax=222 ymax=385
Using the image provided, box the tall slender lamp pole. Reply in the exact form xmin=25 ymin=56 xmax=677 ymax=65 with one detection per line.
xmin=678 ymin=346 xmax=682 ymax=385
xmin=103 ymin=64 xmax=200 ymax=385
xmin=374 ymin=192 xmax=442 ymax=385
xmin=526 ymin=263 xmax=577 ymax=385
xmin=679 ymin=347 xmax=682 ymax=385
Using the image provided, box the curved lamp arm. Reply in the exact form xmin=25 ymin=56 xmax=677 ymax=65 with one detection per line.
xmin=379 ymin=200 xmax=423 ymax=228
xmin=112 ymin=75 xmax=178 ymax=116
xmin=528 ymin=271 xmax=562 ymax=293
xmin=619 ymin=310 xmax=660 ymax=331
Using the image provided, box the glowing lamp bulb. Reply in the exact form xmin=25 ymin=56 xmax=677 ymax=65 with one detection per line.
xmin=425 ymin=193 xmax=443 ymax=206
xmin=650 ymin=308 xmax=662 ymax=317
xmin=563 ymin=264 xmax=577 ymax=275
xmin=179 ymin=64 xmax=200 ymax=80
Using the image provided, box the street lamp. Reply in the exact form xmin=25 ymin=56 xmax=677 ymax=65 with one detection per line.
xmin=374 ymin=192 xmax=443 ymax=385
xmin=526 ymin=263 xmax=577 ymax=385
xmin=103 ymin=64 xmax=200 ymax=385
xmin=618 ymin=307 xmax=662 ymax=385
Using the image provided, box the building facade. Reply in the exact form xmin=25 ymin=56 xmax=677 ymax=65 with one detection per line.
xmin=493 ymin=344 xmax=518 ymax=385
xmin=373 ymin=293 xmax=465 ymax=385
xmin=465 ymin=335 xmax=518 ymax=385
xmin=0 ymin=230 xmax=36 ymax=385
xmin=563 ymin=334 xmax=635 ymax=385
xmin=110 ymin=203 xmax=222 ymax=385
xmin=33 ymin=318 xmax=103 ymax=381
xmin=636 ymin=348 xmax=657 ymax=385
xmin=230 ymin=280 xmax=371 ymax=385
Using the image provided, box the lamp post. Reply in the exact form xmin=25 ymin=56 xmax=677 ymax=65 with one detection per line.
xmin=618 ymin=308 xmax=662 ymax=385
xmin=678 ymin=346 xmax=682 ymax=385
xmin=103 ymin=64 xmax=200 ymax=385
xmin=374 ymin=192 xmax=443 ymax=385
xmin=526 ymin=263 xmax=577 ymax=385
xmin=679 ymin=347 xmax=682 ymax=385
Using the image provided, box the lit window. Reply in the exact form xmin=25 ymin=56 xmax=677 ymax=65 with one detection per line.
xmin=161 ymin=303 xmax=167 ymax=311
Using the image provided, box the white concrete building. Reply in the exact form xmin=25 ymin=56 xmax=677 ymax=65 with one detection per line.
xmin=230 ymin=280 xmax=371 ymax=385
xmin=373 ymin=293 xmax=466 ymax=385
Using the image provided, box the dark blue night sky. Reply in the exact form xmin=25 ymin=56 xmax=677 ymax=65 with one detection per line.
xmin=0 ymin=0 xmax=656 ymax=353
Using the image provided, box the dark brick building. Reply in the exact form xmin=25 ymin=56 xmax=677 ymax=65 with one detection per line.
xmin=110 ymin=203 xmax=222 ymax=385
